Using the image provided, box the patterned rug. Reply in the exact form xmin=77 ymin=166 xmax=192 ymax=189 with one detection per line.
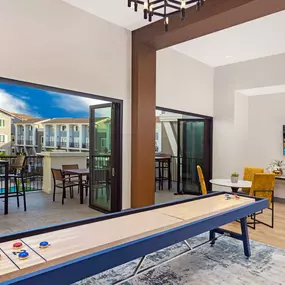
xmin=75 ymin=233 xmax=285 ymax=285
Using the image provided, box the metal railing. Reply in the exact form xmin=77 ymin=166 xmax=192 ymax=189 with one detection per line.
xmin=69 ymin=142 xmax=80 ymax=148
xmin=17 ymin=140 xmax=24 ymax=145
xmin=57 ymin=142 xmax=67 ymax=148
xmin=45 ymin=141 xmax=54 ymax=147
xmin=0 ymin=155 xmax=43 ymax=196
xmin=82 ymin=143 xmax=89 ymax=149
xmin=0 ymin=160 xmax=9 ymax=214
xmin=26 ymin=140 xmax=33 ymax=145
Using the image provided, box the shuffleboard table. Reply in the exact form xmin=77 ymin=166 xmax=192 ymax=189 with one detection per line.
xmin=0 ymin=192 xmax=268 ymax=285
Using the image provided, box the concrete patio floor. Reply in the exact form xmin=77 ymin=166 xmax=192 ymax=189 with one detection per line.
xmin=0 ymin=190 xmax=192 ymax=236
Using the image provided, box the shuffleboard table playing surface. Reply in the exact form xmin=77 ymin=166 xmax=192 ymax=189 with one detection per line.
xmin=0 ymin=192 xmax=267 ymax=285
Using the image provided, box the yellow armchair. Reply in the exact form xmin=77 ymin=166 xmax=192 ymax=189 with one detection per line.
xmin=197 ymin=165 xmax=207 ymax=195
xmin=242 ymin=167 xmax=264 ymax=194
xmin=249 ymin=173 xmax=275 ymax=228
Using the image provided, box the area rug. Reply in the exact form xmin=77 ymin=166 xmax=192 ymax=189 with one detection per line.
xmin=75 ymin=233 xmax=285 ymax=285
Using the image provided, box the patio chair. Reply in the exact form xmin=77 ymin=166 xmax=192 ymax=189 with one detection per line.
xmin=51 ymin=168 xmax=80 ymax=205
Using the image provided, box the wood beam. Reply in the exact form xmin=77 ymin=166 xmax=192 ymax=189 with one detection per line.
xmin=133 ymin=0 xmax=285 ymax=50
xmin=131 ymin=43 xmax=156 ymax=208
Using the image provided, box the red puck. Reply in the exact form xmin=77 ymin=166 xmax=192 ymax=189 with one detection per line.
xmin=13 ymin=242 xmax=23 ymax=249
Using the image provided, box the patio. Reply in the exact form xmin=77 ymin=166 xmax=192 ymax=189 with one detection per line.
xmin=0 ymin=189 xmax=189 ymax=236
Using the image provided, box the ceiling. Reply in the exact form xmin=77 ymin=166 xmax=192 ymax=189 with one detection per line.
xmin=62 ymin=0 xmax=160 ymax=30
xmin=172 ymin=10 xmax=285 ymax=67
xmin=62 ymin=1 xmax=285 ymax=67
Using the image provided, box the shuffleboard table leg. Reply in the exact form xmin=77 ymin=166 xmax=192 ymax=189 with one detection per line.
xmin=240 ymin=217 xmax=251 ymax=258
xmin=209 ymin=230 xmax=216 ymax=246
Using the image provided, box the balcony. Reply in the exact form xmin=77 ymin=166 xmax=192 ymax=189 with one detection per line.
xmin=45 ymin=141 xmax=54 ymax=147
xmin=69 ymin=142 xmax=80 ymax=148
xmin=57 ymin=142 xmax=67 ymax=148
xmin=82 ymin=143 xmax=89 ymax=149
xmin=16 ymin=140 xmax=24 ymax=145
xmin=26 ymin=140 xmax=33 ymax=146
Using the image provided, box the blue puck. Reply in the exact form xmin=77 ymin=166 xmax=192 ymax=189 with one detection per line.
xmin=39 ymin=241 xmax=49 ymax=248
xmin=18 ymin=250 xmax=29 ymax=260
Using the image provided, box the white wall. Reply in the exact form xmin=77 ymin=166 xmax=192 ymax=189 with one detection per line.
xmin=214 ymin=54 xmax=285 ymax=183
xmin=247 ymin=93 xmax=285 ymax=169
xmin=156 ymin=49 xmax=214 ymax=117
xmin=0 ymin=0 xmax=131 ymax=208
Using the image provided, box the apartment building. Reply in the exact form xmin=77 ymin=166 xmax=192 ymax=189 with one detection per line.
xmin=42 ymin=117 xmax=110 ymax=153
xmin=0 ymin=108 xmax=23 ymax=154
xmin=14 ymin=118 xmax=50 ymax=155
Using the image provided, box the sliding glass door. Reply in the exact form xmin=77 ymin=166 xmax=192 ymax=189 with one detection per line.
xmin=89 ymin=103 xmax=122 ymax=212
xmin=177 ymin=119 xmax=212 ymax=194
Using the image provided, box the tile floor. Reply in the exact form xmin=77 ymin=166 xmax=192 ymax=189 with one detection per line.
xmin=0 ymin=189 xmax=191 ymax=236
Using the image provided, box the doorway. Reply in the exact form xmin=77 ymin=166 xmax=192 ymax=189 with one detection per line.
xmin=89 ymin=103 xmax=122 ymax=213
xmin=155 ymin=107 xmax=212 ymax=202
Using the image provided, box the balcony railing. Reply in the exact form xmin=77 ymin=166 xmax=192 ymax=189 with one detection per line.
xmin=17 ymin=140 xmax=24 ymax=145
xmin=26 ymin=140 xmax=33 ymax=146
xmin=82 ymin=143 xmax=89 ymax=149
xmin=57 ymin=142 xmax=67 ymax=148
xmin=0 ymin=156 xmax=43 ymax=200
xmin=69 ymin=142 xmax=80 ymax=148
xmin=45 ymin=141 xmax=54 ymax=147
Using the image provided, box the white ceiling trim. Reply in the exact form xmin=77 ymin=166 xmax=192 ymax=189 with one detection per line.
xmin=237 ymin=85 xmax=285 ymax=96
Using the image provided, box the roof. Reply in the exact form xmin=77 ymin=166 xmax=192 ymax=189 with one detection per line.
xmin=0 ymin=108 xmax=22 ymax=120
xmin=15 ymin=118 xmax=50 ymax=124
xmin=43 ymin=117 xmax=109 ymax=124
xmin=10 ymin=113 xmax=35 ymax=121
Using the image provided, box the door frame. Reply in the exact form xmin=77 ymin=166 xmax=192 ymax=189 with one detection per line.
xmin=89 ymin=103 xmax=123 ymax=213
xmin=177 ymin=118 xmax=212 ymax=194
xmin=156 ymin=106 xmax=213 ymax=194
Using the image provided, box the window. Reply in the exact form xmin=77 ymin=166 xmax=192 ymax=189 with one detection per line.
xmin=41 ymin=136 xmax=44 ymax=144
xmin=74 ymin=125 xmax=79 ymax=132
xmin=0 ymin=119 xmax=5 ymax=128
xmin=101 ymin=138 xmax=106 ymax=148
xmin=60 ymin=125 xmax=66 ymax=131
xmin=29 ymin=126 xmax=33 ymax=131
xmin=0 ymin=135 xmax=5 ymax=142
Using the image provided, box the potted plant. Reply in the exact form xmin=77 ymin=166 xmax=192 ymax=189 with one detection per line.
xmin=231 ymin=172 xmax=239 ymax=183
xmin=268 ymin=160 xmax=285 ymax=176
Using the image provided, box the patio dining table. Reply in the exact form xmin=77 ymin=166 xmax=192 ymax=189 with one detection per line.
xmin=63 ymin=169 xmax=89 ymax=204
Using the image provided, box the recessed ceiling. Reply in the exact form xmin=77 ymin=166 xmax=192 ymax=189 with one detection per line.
xmin=172 ymin=10 xmax=285 ymax=67
xmin=62 ymin=2 xmax=285 ymax=67
xmin=62 ymin=0 xmax=161 ymax=30
xmin=237 ymin=85 xmax=285 ymax=96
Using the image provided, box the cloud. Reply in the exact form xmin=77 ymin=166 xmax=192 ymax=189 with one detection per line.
xmin=51 ymin=93 xmax=108 ymax=116
xmin=0 ymin=89 xmax=40 ymax=117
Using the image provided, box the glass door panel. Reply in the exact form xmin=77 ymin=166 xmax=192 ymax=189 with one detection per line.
xmin=89 ymin=103 xmax=121 ymax=212
xmin=177 ymin=119 xmax=212 ymax=194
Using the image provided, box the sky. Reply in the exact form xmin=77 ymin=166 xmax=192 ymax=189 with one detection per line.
xmin=0 ymin=83 xmax=109 ymax=119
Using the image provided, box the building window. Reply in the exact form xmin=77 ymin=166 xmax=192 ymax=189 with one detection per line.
xmin=60 ymin=125 xmax=66 ymax=131
xmin=74 ymin=125 xmax=79 ymax=132
xmin=101 ymin=138 xmax=106 ymax=148
xmin=0 ymin=119 xmax=5 ymax=128
xmin=0 ymin=135 xmax=5 ymax=142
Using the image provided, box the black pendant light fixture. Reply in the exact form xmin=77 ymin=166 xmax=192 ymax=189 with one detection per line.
xmin=128 ymin=0 xmax=205 ymax=32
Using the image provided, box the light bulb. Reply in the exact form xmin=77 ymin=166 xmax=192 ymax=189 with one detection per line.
xmin=144 ymin=1 xmax=148 ymax=9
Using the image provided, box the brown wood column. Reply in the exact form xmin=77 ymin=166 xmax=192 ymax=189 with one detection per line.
xmin=131 ymin=42 xmax=156 ymax=208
